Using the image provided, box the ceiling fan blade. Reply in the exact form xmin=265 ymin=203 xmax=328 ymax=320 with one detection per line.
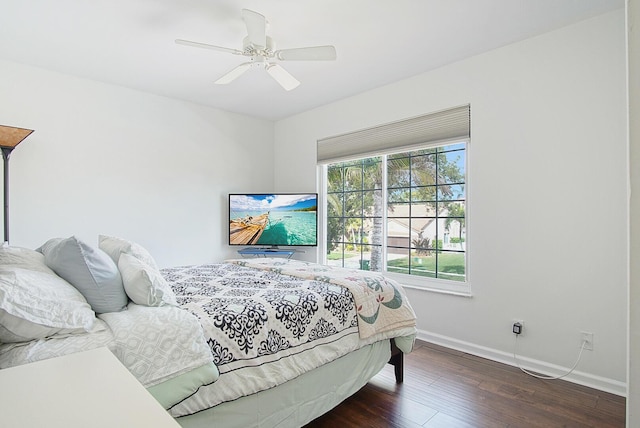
xmin=215 ymin=63 xmax=253 ymax=84
xmin=275 ymin=45 xmax=337 ymax=61
xmin=242 ymin=9 xmax=266 ymax=47
xmin=266 ymin=64 xmax=300 ymax=91
xmin=175 ymin=39 xmax=243 ymax=55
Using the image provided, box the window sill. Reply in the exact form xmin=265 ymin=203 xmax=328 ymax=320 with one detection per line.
xmin=385 ymin=272 xmax=472 ymax=297
xmin=401 ymin=282 xmax=472 ymax=297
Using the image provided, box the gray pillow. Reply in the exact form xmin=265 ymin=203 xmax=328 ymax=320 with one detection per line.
xmin=40 ymin=236 xmax=128 ymax=314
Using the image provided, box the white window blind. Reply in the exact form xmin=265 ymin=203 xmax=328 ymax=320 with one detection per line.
xmin=317 ymin=104 xmax=470 ymax=164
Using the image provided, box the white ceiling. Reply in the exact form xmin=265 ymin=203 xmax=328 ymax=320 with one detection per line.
xmin=0 ymin=0 xmax=624 ymax=121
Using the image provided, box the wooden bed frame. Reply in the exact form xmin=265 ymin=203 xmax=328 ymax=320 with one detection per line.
xmin=389 ymin=338 xmax=405 ymax=383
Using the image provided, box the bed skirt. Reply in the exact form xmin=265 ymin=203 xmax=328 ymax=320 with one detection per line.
xmin=175 ymin=339 xmax=391 ymax=428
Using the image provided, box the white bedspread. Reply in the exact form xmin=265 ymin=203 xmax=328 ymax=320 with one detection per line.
xmin=98 ymin=303 xmax=213 ymax=387
xmin=0 ymin=319 xmax=113 ymax=367
xmin=0 ymin=303 xmax=214 ymax=389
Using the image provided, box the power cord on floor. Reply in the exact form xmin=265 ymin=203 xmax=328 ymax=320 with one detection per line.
xmin=513 ymin=334 xmax=587 ymax=380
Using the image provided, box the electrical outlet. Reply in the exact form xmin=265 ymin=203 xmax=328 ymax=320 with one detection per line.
xmin=512 ymin=319 xmax=524 ymax=335
xmin=581 ymin=332 xmax=594 ymax=351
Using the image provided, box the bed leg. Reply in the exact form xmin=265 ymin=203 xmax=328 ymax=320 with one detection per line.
xmin=389 ymin=339 xmax=404 ymax=383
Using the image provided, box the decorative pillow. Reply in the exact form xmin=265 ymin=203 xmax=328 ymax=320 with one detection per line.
xmin=98 ymin=235 xmax=159 ymax=270
xmin=118 ymin=253 xmax=177 ymax=307
xmin=0 ymin=267 xmax=99 ymax=343
xmin=35 ymin=237 xmax=63 ymax=257
xmin=39 ymin=236 xmax=128 ymax=314
xmin=0 ymin=244 xmax=56 ymax=275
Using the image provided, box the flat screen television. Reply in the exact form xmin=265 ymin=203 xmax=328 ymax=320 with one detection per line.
xmin=228 ymin=193 xmax=318 ymax=247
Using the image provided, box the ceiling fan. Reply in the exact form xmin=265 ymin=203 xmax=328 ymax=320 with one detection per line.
xmin=175 ymin=9 xmax=337 ymax=91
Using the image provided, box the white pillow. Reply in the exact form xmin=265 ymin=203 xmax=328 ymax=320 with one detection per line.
xmin=0 ymin=244 xmax=56 ymax=275
xmin=0 ymin=267 xmax=99 ymax=343
xmin=40 ymin=236 xmax=128 ymax=314
xmin=98 ymin=235 xmax=159 ymax=270
xmin=118 ymin=253 xmax=177 ymax=307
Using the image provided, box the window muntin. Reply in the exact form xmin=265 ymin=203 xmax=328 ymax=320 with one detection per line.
xmin=324 ymin=142 xmax=467 ymax=289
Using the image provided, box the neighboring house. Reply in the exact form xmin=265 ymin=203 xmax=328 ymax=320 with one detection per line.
xmin=386 ymin=203 xmax=465 ymax=253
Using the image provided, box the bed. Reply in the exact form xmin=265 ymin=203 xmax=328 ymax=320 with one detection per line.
xmin=0 ymin=236 xmax=417 ymax=427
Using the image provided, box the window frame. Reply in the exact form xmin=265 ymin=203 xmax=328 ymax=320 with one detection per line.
xmin=319 ymin=140 xmax=471 ymax=296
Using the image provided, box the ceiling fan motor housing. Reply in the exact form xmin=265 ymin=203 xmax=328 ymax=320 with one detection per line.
xmin=243 ymin=35 xmax=275 ymax=57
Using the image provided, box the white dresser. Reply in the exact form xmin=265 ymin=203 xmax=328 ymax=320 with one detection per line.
xmin=0 ymin=347 xmax=181 ymax=428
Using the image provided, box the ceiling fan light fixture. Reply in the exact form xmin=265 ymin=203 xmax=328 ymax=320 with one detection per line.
xmin=176 ymin=8 xmax=336 ymax=90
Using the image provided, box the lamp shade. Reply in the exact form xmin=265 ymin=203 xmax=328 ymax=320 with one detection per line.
xmin=0 ymin=125 xmax=34 ymax=149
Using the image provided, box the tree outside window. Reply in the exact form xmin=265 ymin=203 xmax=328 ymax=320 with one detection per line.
xmin=325 ymin=142 xmax=466 ymax=283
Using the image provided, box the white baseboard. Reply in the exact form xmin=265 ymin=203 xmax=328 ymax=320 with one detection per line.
xmin=416 ymin=329 xmax=627 ymax=397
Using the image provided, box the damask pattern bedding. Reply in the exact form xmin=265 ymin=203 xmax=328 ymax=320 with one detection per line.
xmin=161 ymin=259 xmax=416 ymax=417
xmin=162 ymin=262 xmax=359 ymax=416
xmin=227 ymin=258 xmax=417 ymax=340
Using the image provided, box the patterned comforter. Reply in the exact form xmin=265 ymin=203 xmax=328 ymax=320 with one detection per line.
xmin=161 ymin=259 xmax=416 ymax=417
xmin=228 ymin=258 xmax=417 ymax=339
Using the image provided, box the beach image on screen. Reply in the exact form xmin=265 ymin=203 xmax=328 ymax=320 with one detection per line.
xmin=229 ymin=194 xmax=317 ymax=246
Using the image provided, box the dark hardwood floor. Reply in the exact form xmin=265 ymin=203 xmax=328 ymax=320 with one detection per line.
xmin=305 ymin=340 xmax=626 ymax=427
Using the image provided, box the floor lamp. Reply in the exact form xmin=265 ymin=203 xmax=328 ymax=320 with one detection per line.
xmin=0 ymin=125 xmax=34 ymax=244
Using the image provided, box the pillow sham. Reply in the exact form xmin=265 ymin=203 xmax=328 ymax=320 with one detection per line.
xmin=98 ymin=235 xmax=159 ymax=270
xmin=0 ymin=244 xmax=56 ymax=275
xmin=39 ymin=236 xmax=128 ymax=314
xmin=118 ymin=253 xmax=177 ymax=307
xmin=0 ymin=267 xmax=99 ymax=343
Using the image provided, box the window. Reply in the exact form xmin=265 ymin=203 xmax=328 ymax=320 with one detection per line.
xmin=323 ymin=142 xmax=467 ymax=291
xmin=318 ymin=105 xmax=470 ymax=294
xmin=326 ymin=157 xmax=383 ymax=271
xmin=386 ymin=144 xmax=466 ymax=282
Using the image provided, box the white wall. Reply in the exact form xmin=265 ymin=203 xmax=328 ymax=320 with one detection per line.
xmin=0 ymin=60 xmax=275 ymax=267
xmin=275 ymin=10 xmax=628 ymax=393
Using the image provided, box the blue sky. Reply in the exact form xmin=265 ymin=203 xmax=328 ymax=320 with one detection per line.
xmin=230 ymin=193 xmax=317 ymax=212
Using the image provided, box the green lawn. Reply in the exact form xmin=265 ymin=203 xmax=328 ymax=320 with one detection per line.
xmin=387 ymin=253 xmax=465 ymax=282
xmin=327 ymin=252 xmax=358 ymax=260
xmin=327 ymin=251 xmax=465 ymax=282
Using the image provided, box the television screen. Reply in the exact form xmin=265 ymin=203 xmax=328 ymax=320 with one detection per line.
xmin=229 ymin=193 xmax=318 ymax=247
